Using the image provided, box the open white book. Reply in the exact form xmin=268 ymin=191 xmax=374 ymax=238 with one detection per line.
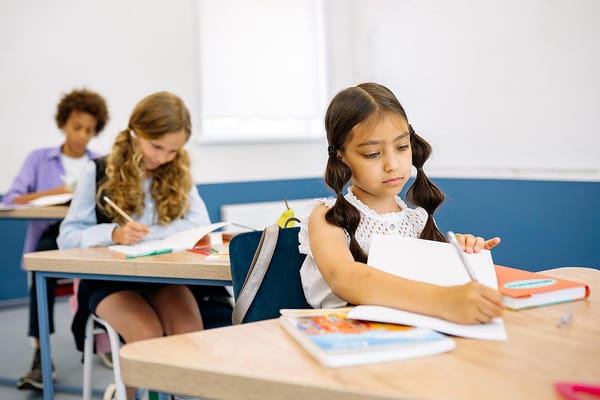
xmin=108 ymin=222 xmax=230 ymax=258
xmin=28 ymin=193 xmax=74 ymax=206
xmin=0 ymin=193 xmax=73 ymax=211
xmin=346 ymin=235 xmax=507 ymax=341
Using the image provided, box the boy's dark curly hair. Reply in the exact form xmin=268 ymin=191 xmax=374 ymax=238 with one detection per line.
xmin=55 ymin=89 xmax=109 ymax=134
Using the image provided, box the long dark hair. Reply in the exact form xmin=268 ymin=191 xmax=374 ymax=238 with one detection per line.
xmin=324 ymin=83 xmax=446 ymax=262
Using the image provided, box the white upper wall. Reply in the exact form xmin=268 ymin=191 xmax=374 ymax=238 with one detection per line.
xmin=350 ymin=0 xmax=600 ymax=181
xmin=1 ymin=0 xmax=599 ymax=192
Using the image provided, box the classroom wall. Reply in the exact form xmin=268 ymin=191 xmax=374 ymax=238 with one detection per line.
xmin=2 ymin=177 xmax=599 ymax=303
xmin=350 ymin=0 xmax=600 ymax=179
xmin=1 ymin=1 xmax=599 ymax=302
xmin=196 ymin=178 xmax=600 ymax=271
xmin=1 ymin=0 xmax=598 ymax=188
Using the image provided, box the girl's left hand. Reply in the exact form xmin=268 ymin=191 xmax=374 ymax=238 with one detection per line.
xmin=455 ymin=233 xmax=501 ymax=254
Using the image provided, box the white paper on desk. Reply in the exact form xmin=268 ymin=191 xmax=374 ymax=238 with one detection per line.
xmin=348 ymin=306 xmax=506 ymax=341
xmin=0 ymin=193 xmax=73 ymax=211
xmin=27 ymin=193 xmax=73 ymax=206
xmin=346 ymin=235 xmax=507 ymax=341
xmin=108 ymin=222 xmax=230 ymax=256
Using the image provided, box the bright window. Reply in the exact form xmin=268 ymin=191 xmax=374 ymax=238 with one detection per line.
xmin=196 ymin=0 xmax=327 ymax=143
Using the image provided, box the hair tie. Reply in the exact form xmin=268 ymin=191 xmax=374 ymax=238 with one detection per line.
xmin=327 ymin=144 xmax=338 ymax=155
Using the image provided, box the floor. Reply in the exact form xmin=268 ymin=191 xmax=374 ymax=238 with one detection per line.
xmin=0 ymin=298 xmax=113 ymax=400
xmin=0 ymin=287 xmax=233 ymax=400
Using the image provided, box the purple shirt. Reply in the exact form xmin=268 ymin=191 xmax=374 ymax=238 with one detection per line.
xmin=4 ymin=146 xmax=100 ymax=261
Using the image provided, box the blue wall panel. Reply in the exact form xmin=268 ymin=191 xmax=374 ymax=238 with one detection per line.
xmin=1 ymin=178 xmax=598 ymax=302
xmin=199 ymin=178 xmax=600 ymax=271
xmin=197 ymin=178 xmax=333 ymax=223
xmin=0 ymin=220 xmax=28 ymax=302
xmin=433 ymin=179 xmax=599 ymax=271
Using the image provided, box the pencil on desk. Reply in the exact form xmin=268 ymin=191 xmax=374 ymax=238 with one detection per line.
xmin=556 ymin=312 xmax=573 ymax=328
xmin=103 ymin=196 xmax=134 ymax=223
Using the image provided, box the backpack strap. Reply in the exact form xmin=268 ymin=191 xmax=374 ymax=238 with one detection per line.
xmin=232 ymin=224 xmax=280 ymax=325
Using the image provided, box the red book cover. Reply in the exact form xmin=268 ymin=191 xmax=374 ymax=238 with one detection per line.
xmin=494 ymin=265 xmax=590 ymax=310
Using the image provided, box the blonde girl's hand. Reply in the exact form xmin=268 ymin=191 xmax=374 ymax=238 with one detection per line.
xmin=439 ymin=282 xmax=504 ymax=324
xmin=111 ymin=221 xmax=150 ymax=245
xmin=455 ymin=233 xmax=501 ymax=254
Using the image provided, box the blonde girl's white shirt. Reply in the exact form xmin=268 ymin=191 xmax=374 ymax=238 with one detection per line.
xmin=299 ymin=188 xmax=428 ymax=309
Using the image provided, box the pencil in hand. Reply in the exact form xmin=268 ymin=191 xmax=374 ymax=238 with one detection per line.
xmin=103 ymin=196 xmax=134 ymax=223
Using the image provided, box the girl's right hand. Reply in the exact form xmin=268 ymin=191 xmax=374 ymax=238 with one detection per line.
xmin=112 ymin=221 xmax=150 ymax=245
xmin=438 ymin=282 xmax=504 ymax=324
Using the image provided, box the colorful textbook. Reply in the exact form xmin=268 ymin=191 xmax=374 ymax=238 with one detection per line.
xmin=495 ymin=265 xmax=590 ymax=310
xmin=279 ymin=309 xmax=455 ymax=367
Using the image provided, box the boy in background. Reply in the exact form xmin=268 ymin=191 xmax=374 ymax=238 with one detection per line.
xmin=3 ymin=88 xmax=109 ymax=390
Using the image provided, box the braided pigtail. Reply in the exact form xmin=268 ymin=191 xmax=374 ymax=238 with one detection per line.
xmin=406 ymin=125 xmax=446 ymax=242
xmin=321 ymin=86 xmax=380 ymax=262
xmin=324 ymin=151 xmax=367 ymax=263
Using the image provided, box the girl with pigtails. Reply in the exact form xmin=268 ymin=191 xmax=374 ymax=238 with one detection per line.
xmin=299 ymin=82 xmax=504 ymax=324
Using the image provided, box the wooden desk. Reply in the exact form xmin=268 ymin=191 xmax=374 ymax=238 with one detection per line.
xmin=24 ymin=247 xmax=230 ymax=280
xmin=0 ymin=205 xmax=68 ymax=219
xmin=120 ymin=267 xmax=600 ymax=400
xmin=24 ymin=247 xmax=231 ymax=400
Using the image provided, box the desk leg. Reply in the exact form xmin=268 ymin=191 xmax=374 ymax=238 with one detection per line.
xmin=35 ymin=272 xmax=54 ymax=400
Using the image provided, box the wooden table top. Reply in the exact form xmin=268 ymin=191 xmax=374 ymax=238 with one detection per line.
xmin=23 ymin=246 xmax=231 ymax=282
xmin=119 ymin=267 xmax=600 ymax=400
xmin=0 ymin=205 xmax=68 ymax=219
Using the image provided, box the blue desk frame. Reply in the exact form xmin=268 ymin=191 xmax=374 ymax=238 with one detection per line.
xmin=35 ymin=270 xmax=230 ymax=400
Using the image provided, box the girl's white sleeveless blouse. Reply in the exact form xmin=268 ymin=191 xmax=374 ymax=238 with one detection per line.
xmin=298 ymin=188 xmax=428 ymax=308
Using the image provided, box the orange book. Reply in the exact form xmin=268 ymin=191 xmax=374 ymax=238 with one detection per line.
xmin=495 ymin=265 xmax=590 ymax=310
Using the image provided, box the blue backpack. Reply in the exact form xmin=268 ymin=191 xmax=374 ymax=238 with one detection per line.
xmin=229 ymin=225 xmax=311 ymax=324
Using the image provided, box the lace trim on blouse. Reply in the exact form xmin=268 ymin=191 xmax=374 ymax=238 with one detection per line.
xmin=298 ymin=187 xmax=428 ymax=257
